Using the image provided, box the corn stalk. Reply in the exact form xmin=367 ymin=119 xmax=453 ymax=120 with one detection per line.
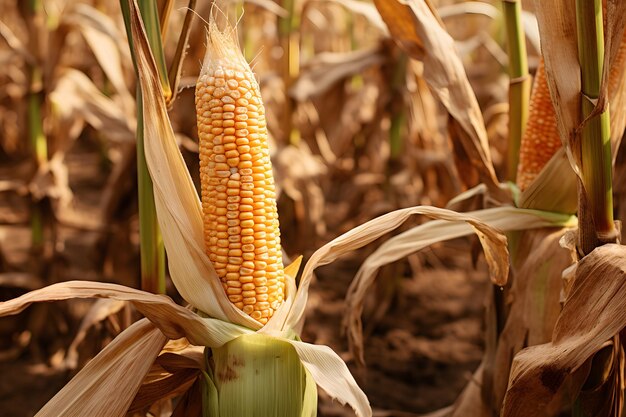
xmin=25 ymin=0 xmax=47 ymax=253
xmin=502 ymin=0 xmax=530 ymax=182
xmin=121 ymin=0 xmax=167 ymax=293
xmin=575 ymin=0 xmax=616 ymax=255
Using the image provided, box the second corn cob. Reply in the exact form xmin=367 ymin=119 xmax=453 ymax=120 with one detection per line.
xmin=516 ymin=32 xmax=626 ymax=191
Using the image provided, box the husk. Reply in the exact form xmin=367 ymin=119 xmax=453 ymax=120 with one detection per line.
xmin=207 ymin=333 xmax=317 ymax=417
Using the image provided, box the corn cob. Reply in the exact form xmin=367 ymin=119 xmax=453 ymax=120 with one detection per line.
xmin=516 ymin=32 xmax=626 ymax=191
xmin=515 ymin=60 xmax=560 ymax=191
xmin=195 ymin=27 xmax=284 ymax=324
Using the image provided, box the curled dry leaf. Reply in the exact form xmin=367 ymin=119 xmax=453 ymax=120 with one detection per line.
xmin=343 ymin=207 xmax=575 ymax=364
xmin=502 ymin=244 xmax=626 ymax=417
xmin=50 ymin=69 xmax=134 ymax=145
xmin=373 ymin=0 xmax=502 ymax=195
xmin=0 ymin=281 xmax=254 ymax=347
xmin=286 ymin=206 xmax=514 ymax=333
xmin=63 ymin=3 xmax=133 ymax=106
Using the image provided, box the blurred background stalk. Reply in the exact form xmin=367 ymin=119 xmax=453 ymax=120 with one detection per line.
xmin=279 ymin=0 xmax=300 ymax=147
xmin=25 ymin=0 xmax=47 ymax=254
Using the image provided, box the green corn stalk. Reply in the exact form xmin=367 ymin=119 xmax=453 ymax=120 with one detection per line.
xmin=25 ymin=0 xmax=47 ymax=253
xmin=575 ymin=0 xmax=616 ymax=255
xmin=120 ymin=0 xmax=167 ymax=294
xmin=502 ymin=0 xmax=530 ymax=182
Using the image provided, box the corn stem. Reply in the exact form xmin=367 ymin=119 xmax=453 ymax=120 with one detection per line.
xmin=25 ymin=0 xmax=46 ymax=252
xmin=575 ymin=0 xmax=616 ymax=254
xmin=502 ymin=0 xmax=530 ymax=182
xmin=139 ymin=0 xmax=171 ymax=101
xmin=121 ymin=0 xmax=166 ymax=294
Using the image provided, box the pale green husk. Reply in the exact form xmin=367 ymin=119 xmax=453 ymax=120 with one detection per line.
xmin=202 ymin=333 xmax=317 ymax=417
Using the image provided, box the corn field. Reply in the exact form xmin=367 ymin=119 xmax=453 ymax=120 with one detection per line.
xmin=2 ymin=0 xmax=626 ymax=416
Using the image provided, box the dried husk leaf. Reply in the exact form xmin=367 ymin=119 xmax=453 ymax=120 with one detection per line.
xmin=35 ymin=319 xmax=166 ymax=417
xmin=343 ymin=207 xmax=575 ymax=363
xmin=287 ymin=340 xmax=370 ymax=417
xmin=373 ymin=0 xmax=502 ymax=195
xmin=502 ymin=244 xmax=626 ymax=416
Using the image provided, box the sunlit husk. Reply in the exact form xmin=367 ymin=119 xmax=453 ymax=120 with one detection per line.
xmin=202 ymin=333 xmax=317 ymax=417
xmin=518 ymin=148 xmax=578 ymax=214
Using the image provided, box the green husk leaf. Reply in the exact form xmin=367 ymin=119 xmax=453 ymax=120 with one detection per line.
xmin=208 ymin=333 xmax=316 ymax=417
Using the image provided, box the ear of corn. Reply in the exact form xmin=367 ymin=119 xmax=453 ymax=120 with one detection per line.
xmin=195 ymin=23 xmax=285 ymax=325
xmin=517 ymin=32 xmax=626 ymax=192
xmin=515 ymin=60 xmax=561 ymax=191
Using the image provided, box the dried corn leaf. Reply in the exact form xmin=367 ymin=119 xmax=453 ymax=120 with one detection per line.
xmin=487 ymin=229 xmax=573 ymax=413
xmin=50 ymin=69 xmax=133 ymax=144
xmin=332 ymin=0 xmax=388 ymax=34
xmin=502 ymin=244 xmax=626 ymax=416
xmin=290 ymin=49 xmax=385 ymax=102
xmin=36 ymin=319 xmax=166 ymax=417
xmin=0 ymin=281 xmax=253 ymax=347
xmin=373 ymin=0 xmax=501 ymax=193
xmin=343 ymin=207 xmax=575 ymax=363
xmin=286 ymin=205 xmax=513 ymax=332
